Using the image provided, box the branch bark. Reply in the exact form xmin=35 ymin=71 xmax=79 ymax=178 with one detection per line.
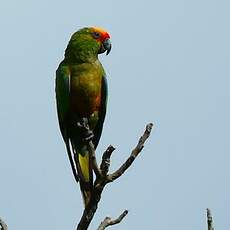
xmin=207 ymin=208 xmax=214 ymax=230
xmin=107 ymin=123 xmax=153 ymax=182
xmin=76 ymin=123 xmax=153 ymax=230
xmin=97 ymin=210 xmax=128 ymax=230
xmin=0 ymin=217 xmax=7 ymax=230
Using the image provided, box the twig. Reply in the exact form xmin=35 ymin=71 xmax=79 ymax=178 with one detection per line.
xmin=76 ymin=123 xmax=153 ymax=230
xmin=100 ymin=145 xmax=116 ymax=176
xmin=107 ymin=123 xmax=153 ymax=182
xmin=88 ymin=140 xmax=101 ymax=177
xmin=207 ymin=208 xmax=214 ymax=230
xmin=97 ymin=210 xmax=128 ymax=230
xmin=0 ymin=217 xmax=7 ymax=230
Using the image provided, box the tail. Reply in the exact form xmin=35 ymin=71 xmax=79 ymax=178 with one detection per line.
xmin=78 ymin=152 xmax=93 ymax=206
xmin=72 ymin=143 xmax=93 ymax=207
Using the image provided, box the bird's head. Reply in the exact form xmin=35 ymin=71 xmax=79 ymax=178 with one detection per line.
xmin=65 ymin=27 xmax=111 ymax=62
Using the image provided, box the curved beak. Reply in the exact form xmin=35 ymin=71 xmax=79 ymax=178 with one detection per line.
xmin=99 ymin=38 xmax=112 ymax=55
xmin=104 ymin=38 xmax=112 ymax=55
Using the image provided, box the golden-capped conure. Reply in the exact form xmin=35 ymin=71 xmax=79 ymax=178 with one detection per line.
xmin=55 ymin=27 xmax=111 ymax=206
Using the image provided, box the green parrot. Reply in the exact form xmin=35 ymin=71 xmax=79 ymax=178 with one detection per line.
xmin=55 ymin=27 xmax=111 ymax=206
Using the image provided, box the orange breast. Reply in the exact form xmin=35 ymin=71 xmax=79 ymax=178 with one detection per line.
xmin=70 ymin=70 xmax=102 ymax=117
xmin=71 ymin=92 xmax=101 ymax=117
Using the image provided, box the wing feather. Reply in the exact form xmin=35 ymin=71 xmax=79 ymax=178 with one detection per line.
xmin=56 ymin=62 xmax=79 ymax=182
xmin=93 ymin=74 xmax=108 ymax=148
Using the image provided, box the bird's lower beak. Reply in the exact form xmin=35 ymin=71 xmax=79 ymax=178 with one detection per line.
xmin=99 ymin=38 xmax=112 ymax=55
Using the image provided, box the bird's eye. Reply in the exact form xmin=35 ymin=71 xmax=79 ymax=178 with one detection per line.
xmin=92 ymin=31 xmax=100 ymax=39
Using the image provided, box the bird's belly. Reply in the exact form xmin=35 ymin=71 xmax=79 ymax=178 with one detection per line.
xmin=71 ymin=76 xmax=101 ymax=117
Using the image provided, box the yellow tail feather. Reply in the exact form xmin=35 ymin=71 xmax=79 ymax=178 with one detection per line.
xmin=78 ymin=152 xmax=93 ymax=206
xmin=79 ymin=153 xmax=90 ymax=181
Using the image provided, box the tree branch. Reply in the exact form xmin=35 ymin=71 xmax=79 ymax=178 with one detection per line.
xmin=207 ymin=208 xmax=214 ymax=230
xmin=0 ymin=217 xmax=7 ymax=230
xmin=88 ymin=140 xmax=101 ymax=177
xmin=76 ymin=123 xmax=153 ymax=230
xmin=100 ymin=145 xmax=115 ymax=177
xmin=107 ymin=123 xmax=153 ymax=182
xmin=97 ymin=210 xmax=128 ymax=230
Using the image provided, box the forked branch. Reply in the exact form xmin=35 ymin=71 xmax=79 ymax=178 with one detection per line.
xmin=97 ymin=210 xmax=128 ymax=230
xmin=107 ymin=123 xmax=153 ymax=182
xmin=76 ymin=122 xmax=153 ymax=230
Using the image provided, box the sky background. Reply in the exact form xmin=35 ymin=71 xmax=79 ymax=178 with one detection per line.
xmin=0 ymin=0 xmax=230 ymax=229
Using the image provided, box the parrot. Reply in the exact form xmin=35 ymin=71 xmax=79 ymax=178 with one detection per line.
xmin=55 ymin=27 xmax=111 ymax=206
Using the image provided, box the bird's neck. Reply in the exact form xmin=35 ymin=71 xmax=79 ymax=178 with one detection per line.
xmin=64 ymin=41 xmax=99 ymax=64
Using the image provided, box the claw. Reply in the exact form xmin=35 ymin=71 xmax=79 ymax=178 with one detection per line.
xmin=77 ymin=121 xmax=84 ymax=128
xmin=76 ymin=118 xmax=94 ymax=142
xmin=83 ymin=130 xmax=94 ymax=142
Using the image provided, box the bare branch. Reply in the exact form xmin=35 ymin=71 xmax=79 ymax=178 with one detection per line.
xmin=87 ymin=140 xmax=101 ymax=177
xmin=97 ymin=210 xmax=128 ymax=230
xmin=76 ymin=123 xmax=153 ymax=230
xmin=100 ymin=145 xmax=115 ymax=176
xmin=207 ymin=208 xmax=214 ymax=230
xmin=107 ymin=123 xmax=153 ymax=182
xmin=0 ymin=217 xmax=7 ymax=230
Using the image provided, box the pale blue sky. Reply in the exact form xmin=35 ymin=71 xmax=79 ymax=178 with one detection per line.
xmin=0 ymin=0 xmax=230 ymax=229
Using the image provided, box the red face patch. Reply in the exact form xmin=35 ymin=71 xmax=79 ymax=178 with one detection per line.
xmin=92 ymin=27 xmax=110 ymax=42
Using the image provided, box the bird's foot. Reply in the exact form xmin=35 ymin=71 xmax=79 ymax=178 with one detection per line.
xmin=77 ymin=118 xmax=89 ymax=130
xmin=82 ymin=130 xmax=94 ymax=142
xmin=77 ymin=118 xmax=94 ymax=142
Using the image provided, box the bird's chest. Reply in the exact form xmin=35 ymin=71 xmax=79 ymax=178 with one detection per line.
xmin=70 ymin=68 xmax=102 ymax=117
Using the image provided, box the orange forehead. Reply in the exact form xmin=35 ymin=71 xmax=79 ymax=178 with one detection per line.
xmin=92 ymin=27 xmax=110 ymax=40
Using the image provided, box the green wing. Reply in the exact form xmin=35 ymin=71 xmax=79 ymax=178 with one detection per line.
xmin=55 ymin=61 xmax=70 ymax=141
xmin=56 ymin=62 xmax=79 ymax=183
xmin=93 ymin=74 xmax=108 ymax=149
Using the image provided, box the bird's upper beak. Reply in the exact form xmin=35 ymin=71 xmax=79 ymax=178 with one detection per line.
xmin=99 ymin=38 xmax=112 ymax=55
